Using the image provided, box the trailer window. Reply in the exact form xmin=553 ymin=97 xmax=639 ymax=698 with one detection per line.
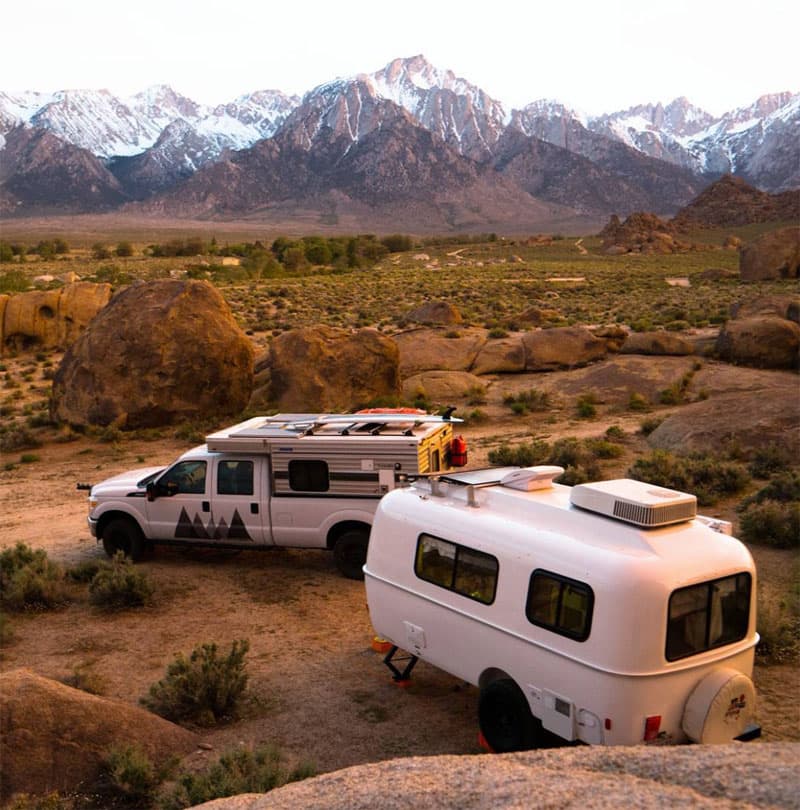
xmin=526 ymin=571 xmax=593 ymax=641
xmin=288 ymin=460 xmax=329 ymax=492
xmin=666 ymin=573 xmax=751 ymax=661
xmin=415 ymin=534 xmax=498 ymax=605
xmin=217 ymin=461 xmax=254 ymax=496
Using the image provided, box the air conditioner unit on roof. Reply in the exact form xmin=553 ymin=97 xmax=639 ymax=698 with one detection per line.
xmin=570 ymin=479 xmax=697 ymax=528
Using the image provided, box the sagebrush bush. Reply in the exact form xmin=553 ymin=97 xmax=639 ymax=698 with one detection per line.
xmin=144 ymin=640 xmax=250 ymax=725
xmin=102 ymin=744 xmax=163 ymax=804
xmin=740 ymin=471 xmax=800 ymax=509
xmin=756 ymin=597 xmax=800 ymax=664
xmin=628 ymin=450 xmax=750 ymax=506
xmin=488 ymin=440 xmax=550 ymax=467
xmin=88 ymin=552 xmax=154 ymax=610
xmin=502 ymin=388 xmax=550 ymax=414
xmin=738 ymin=500 xmax=800 ymax=549
xmin=748 ymin=445 xmax=796 ymax=479
xmin=159 ymin=744 xmax=314 ymax=810
xmin=0 ymin=543 xmax=69 ymax=611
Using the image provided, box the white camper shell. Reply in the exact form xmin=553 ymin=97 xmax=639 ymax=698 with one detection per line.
xmin=84 ymin=412 xmax=464 ymax=578
xmin=364 ymin=466 xmax=760 ymax=749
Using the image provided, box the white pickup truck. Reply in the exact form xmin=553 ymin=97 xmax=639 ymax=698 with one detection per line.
xmin=82 ymin=411 xmax=466 ymax=578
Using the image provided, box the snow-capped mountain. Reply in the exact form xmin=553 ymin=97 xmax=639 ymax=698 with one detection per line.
xmin=0 ymin=55 xmax=796 ymax=224
xmin=0 ymin=84 xmax=300 ymax=159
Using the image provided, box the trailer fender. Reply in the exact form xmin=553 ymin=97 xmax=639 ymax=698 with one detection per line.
xmin=681 ymin=667 xmax=757 ymax=744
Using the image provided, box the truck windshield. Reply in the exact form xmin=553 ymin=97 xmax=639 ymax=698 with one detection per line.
xmin=666 ymin=573 xmax=751 ymax=661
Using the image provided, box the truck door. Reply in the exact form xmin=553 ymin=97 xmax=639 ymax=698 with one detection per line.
xmin=209 ymin=457 xmax=270 ymax=545
xmin=145 ymin=459 xmax=212 ymax=541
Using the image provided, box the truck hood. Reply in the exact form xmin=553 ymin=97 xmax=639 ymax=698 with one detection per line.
xmin=91 ymin=466 xmax=164 ymax=498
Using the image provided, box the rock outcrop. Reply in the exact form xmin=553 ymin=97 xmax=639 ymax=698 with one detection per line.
xmin=395 ymin=328 xmax=486 ymax=376
xmin=1 ymin=282 xmax=111 ymax=354
xmin=257 ymin=326 xmax=400 ymax=411
xmin=50 ymin=279 xmax=254 ymax=428
xmin=739 ymin=226 xmax=800 ymax=281
xmin=521 ymin=326 xmax=607 ymax=371
xmin=716 ymin=316 xmax=800 ymax=370
xmin=647 ymin=383 xmax=800 ymax=456
xmin=620 ymin=331 xmax=694 ymax=356
xmin=0 ymin=669 xmax=196 ymax=801
xmin=404 ymin=301 xmax=462 ymax=325
xmin=598 ymin=212 xmax=691 ymax=254
xmin=192 ymin=743 xmax=800 ymax=810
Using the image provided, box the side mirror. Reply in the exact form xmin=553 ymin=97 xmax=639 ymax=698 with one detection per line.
xmin=146 ymin=482 xmax=157 ymax=502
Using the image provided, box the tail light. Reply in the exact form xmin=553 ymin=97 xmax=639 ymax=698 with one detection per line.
xmin=644 ymin=715 xmax=662 ymax=741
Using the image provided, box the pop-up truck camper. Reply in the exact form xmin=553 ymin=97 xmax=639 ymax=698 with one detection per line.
xmin=364 ymin=466 xmax=760 ymax=750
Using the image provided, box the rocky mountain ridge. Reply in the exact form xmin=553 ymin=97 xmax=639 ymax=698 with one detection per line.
xmin=1 ymin=56 xmax=796 ymax=226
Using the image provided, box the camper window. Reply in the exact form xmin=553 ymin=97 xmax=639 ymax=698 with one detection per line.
xmin=288 ymin=460 xmax=330 ymax=492
xmin=414 ymin=533 xmax=498 ymax=605
xmin=666 ymin=572 xmax=751 ymax=661
xmin=525 ymin=571 xmax=593 ymax=642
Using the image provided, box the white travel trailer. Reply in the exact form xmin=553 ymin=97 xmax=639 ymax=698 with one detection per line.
xmin=364 ymin=466 xmax=760 ymax=749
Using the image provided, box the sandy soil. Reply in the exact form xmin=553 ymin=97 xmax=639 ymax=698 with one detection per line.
xmin=1 ymin=400 xmax=798 ymax=776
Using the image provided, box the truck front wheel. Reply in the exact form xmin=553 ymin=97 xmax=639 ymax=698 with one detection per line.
xmin=333 ymin=529 xmax=369 ymax=580
xmin=478 ymin=678 xmax=539 ymax=752
xmin=102 ymin=518 xmax=144 ymax=562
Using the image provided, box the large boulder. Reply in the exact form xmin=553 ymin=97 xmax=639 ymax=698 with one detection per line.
xmin=620 ymin=331 xmax=694 ymax=356
xmin=261 ymin=326 xmax=400 ymax=411
xmin=194 ymin=744 xmax=800 ymax=810
xmin=716 ymin=316 xmax=800 ymax=370
xmin=647 ymin=386 xmax=800 ymax=457
xmin=521 ymin=327 xmax=607 ymax=371
xmin=471 ymin=336 xmax=526 ymax=374
xmin=50 ymin=280 xmax=254 ymax=429
xmin=732 ymin=294 xmax=800 ymax=323
xmin=739 ymin=226 xmax=800 ymax=281
xmin=404 ymin=301 xmax=462 ymax=325
xmin=395 ymin=328 xmax=487 ymax=376
xmin=402 ymin=371 xmax=487 ymax=404
xmin=0 ymin=669 xmax=196 ymax=800
xmin=1 ymin=282 xmax=111 ymax=354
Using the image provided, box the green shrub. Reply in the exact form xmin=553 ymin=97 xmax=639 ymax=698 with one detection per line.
xmin=627 ymin=392 xmax=649 ymax=412
xmin=628 ymin=451 xmax=750 ymax=506
xmin=638 ymin=416 xmax=664 ymax=436
xmin=487 ymin=327 xmax=509 ymax=338
xmin=102 ymin=743 xmax=166 ymax=804
xmin=0 ymin=610 xmax=14 ymax=646
xmin=0 ymin=543 xmax=69 ymax=611
xmin=502 ymin=388 xmax=550 ymax=415
xmin=66 ymin=559 xmax=104 ymax=583
xmin=462 ymin=408 xmax=489 ymax=426
xmin=488 ymin=440 xmax=550 ymax=467
xmin=756 ymin=596 xmax=800 ymax=664
xmin=740 ymin=471 xmax=800 ymax=508
xmin=144 ymin=640 xmax=250 ymax=725
xmin=0 ymin=426 xmax=41 ymax=453
xmin=88 ymin=553 xmax=154 ymax=610
xmin=574 ymin=392 xmax=597 ymax=419
xmin=464 ymin=384 xmax=487 ymax=406
xmin=738 ymin=500 xmax=800 ymax=549
xmin=3 ymin=792 xmax=77 ymax=810
xmin=61 ymin=664 xmax=106 ymax=696
xmin=748 ymin=445 xmax=796 ymax=479
xmin=159 ymin=744 xmax=314 ymax=810
xmin=585 ymin=438 xmax=624 ymax=459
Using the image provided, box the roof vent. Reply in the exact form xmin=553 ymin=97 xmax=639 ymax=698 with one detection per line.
xmin=500 ymin=466 xmax=565 ymax=491
xmin=570 ymin=479 xmax=697 ymax=527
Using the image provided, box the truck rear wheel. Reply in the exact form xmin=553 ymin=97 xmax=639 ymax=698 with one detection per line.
xmin=102 ymin=518 xmax=144 ymax=562
xmin=333 ymin=529 xmax=369 ymax=580
xmin=478 ymin=678 xmax=539 ymax=752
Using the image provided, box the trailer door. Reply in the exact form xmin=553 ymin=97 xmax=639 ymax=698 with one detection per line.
xmin=210 ymin=457 xmax=271 ymax=545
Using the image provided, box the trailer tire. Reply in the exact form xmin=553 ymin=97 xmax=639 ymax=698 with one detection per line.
xmin=102 ymin=518 xmax=144 ymax=562
xmin=682 ymin=667 xmax=757 ymax=744
xmin=333 ymin=529 xmax=369 ymax=580
xmin=478 ymin=678 xmax=538 ymax=752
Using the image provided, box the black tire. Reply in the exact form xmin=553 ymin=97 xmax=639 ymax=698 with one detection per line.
xmin=333 ymin=529 xmax=369 ymax=580
xmin=101 ymin=518 xmax=145 ymax=562
xmin=478 ymin=678 xmax=539 ymax=753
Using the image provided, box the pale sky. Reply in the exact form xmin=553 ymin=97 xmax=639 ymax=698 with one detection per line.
xmin=2 ymin=0 xmax=796 ymax=116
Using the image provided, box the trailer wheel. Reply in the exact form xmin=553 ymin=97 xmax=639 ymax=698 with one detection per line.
xmin=102 ymin=518 xmax=144 ymax=562
xmin=333 ymin=529 xmax=369 ymax=580
xmin=478 ymin=678 xmax=538 ymax=752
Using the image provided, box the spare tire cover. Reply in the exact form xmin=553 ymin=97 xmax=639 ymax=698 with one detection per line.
xmin=682 ymin=667 xmax=756 ymax=744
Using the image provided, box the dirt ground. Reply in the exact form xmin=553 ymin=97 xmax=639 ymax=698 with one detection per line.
xmin=1 ymin=372 xmax=798 ymax=776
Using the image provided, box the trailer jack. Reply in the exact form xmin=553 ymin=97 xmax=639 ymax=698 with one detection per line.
xmin=383 ymin=645 xmax=418 ymax=684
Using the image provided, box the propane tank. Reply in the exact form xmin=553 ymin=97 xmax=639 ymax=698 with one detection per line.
xmin=450 ymin=435 xmax=468 ymax=467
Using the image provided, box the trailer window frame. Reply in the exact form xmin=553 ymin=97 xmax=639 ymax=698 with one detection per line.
xmin=525 ymin=570 xmax=594 ymax=642
xmin=666 ymin=572 xmax=751 ymax=661
xmin=414 ymin=533 xmax=498 ymax=606
xmin=287 ymin=459 xmax=330 ymax=493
